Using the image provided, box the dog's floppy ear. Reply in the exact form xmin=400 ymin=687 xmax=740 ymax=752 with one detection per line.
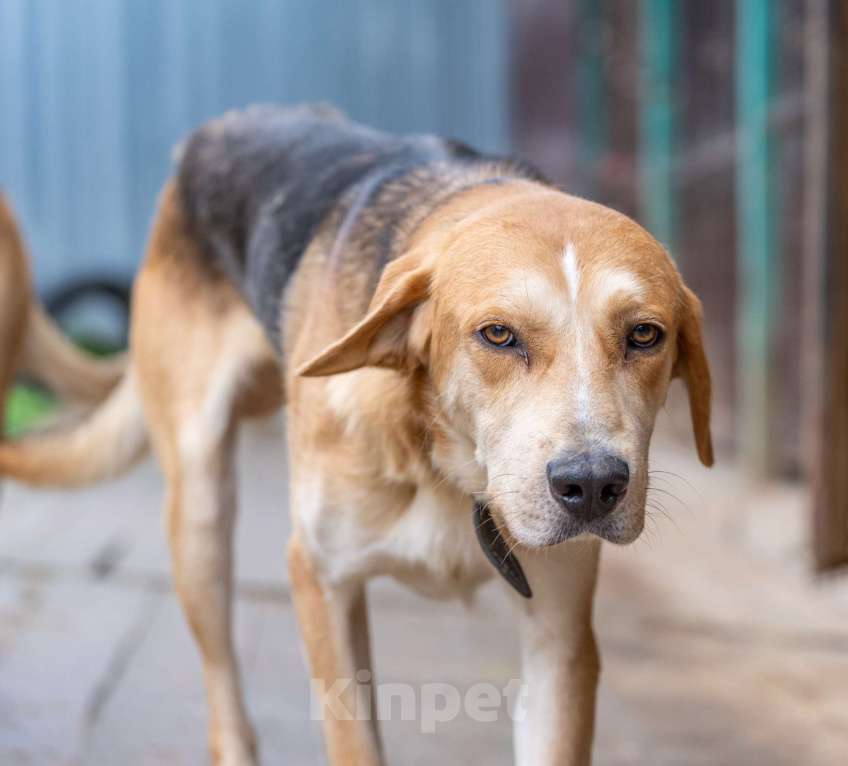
xmin=297 ymin=249 xmax=433 ymax=377
xmin=674 ymin=286 xmax=714 ymax=466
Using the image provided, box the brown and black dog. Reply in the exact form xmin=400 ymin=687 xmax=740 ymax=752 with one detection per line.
xmin=0 ymin=104 xmax=712 ymax=765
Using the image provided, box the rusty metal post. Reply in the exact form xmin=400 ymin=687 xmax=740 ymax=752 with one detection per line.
xmin=807 ymin=0 xmax=848 ymax=571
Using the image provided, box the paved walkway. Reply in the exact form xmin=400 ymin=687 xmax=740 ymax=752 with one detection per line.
xmin=1 ymin=412 xmax=846 ymax=765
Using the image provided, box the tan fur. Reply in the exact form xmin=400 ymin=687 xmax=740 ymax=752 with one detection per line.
xmin=674 ymin=286 xmax=714 ymax=466
xmin=287 ymin=535 xmax=382 ymax=765
xmin=0 ymin=173 xmax=712 ymax=766
xmin=0 ymin=371 xmax=146 ymax=486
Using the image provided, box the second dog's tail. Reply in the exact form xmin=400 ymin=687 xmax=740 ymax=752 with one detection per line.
xmin=20 ymin=302 xmax=128 ymax=405
xmin=1 ymin=192 xmax=148 ymax=487
xmin=0 ymin=369 xmax=148 ymax=487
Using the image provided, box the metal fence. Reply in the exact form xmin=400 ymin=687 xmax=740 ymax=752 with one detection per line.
xmin=0 ymin=0 xmax=508 ymax=292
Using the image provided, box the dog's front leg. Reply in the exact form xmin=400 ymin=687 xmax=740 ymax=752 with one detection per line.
xmin=511 ymin=538 xmax=602 ymax=766
xmin=287 ymin=535 xmax=383 ymax=766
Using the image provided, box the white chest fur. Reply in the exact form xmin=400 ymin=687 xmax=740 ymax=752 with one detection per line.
xmin=294 ymin=476 xmax=493 ymax=599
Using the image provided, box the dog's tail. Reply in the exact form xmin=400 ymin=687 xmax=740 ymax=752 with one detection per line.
xmin=20 ymin=303 xmax=128 ymax=405
xmin=0 ymin=192 xmax=148 ymax=487
xmin=0 ymin=370 xmax=148 ymax=487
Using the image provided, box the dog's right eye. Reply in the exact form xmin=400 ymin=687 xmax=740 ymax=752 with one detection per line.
xmin=627 ymin=323 xmax=663 ymax=350
xmin=479 ymin=324 xmax=516 ymax=348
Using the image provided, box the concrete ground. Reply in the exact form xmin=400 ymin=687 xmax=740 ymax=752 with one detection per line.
xmin=1 ymin=410 xmax=847 ymax=765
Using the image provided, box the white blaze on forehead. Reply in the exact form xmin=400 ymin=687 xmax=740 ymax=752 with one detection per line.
xmin=560 ymin=255 xmax=646 ymax=427
xmin=562 ymin=242 xmax=580 ymax=303
xmin=562 ymin=241 xmax=591 ymax=425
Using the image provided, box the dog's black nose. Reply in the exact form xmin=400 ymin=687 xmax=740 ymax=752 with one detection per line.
xmin=546 ymin=453 xmax=629 ymax=521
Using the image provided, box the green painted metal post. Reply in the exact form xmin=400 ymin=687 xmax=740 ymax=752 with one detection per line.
xmin=736 ymin=0 xmax=778 ymax=476
xmin=639 ymin=0 xmax=678 ymax=252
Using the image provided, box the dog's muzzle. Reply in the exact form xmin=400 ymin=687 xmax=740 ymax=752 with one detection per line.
xmin=473 ymin=503 xmax=532 ymax=599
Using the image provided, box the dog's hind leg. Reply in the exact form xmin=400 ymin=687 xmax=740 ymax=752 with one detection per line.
xmin=157 ymin=413 xmax=256 ymax=766
xmin=134 ymin=182 xmax=281 ymax=766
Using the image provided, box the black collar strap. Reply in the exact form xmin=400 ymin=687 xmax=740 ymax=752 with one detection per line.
xmin=473 ymin=503 xmax=532 ymax=599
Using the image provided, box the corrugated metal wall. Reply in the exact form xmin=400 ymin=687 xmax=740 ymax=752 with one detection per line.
xmin=0 ymin=0 xmax=509 ymax=292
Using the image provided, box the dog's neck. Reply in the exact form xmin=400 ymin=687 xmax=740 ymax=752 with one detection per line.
xmin=324 ymin=364 xmax=478 ymax=497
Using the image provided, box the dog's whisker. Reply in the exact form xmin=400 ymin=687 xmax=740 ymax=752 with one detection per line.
xmin=502 ymin=537 xmax=521 ymax=567
xmin=646 ymin=484 xmax=688 ymax=510
xmin=648 ymin=468 xmax=698 ymax=495
xmin=645 ymin=501 xmax=681 ymax=535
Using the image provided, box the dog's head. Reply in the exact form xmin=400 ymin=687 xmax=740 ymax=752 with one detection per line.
xmin=299 ymin=183 xmax=712 ymax=548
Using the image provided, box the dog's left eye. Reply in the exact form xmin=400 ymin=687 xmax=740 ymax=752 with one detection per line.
xmin=627 ymin=323 xmax=662 ymax=349
xmin=480 ymin=324 xmax=516 ymax=348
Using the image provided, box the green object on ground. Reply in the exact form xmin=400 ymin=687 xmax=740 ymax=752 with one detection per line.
xmin=2 ymin=331 xmax=121 ymax=439
xmin=4 ymin=385 xmax=57 ymax=438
